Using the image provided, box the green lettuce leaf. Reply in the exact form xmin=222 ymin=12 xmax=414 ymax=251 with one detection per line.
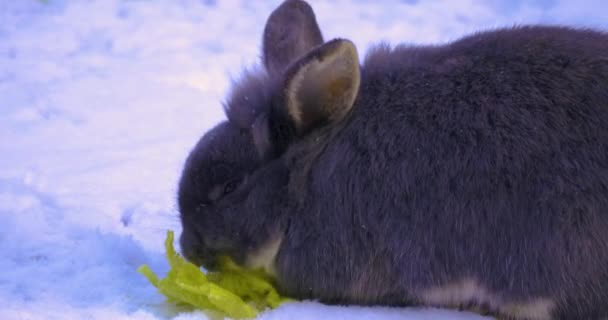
xmin=137 ymin=230 xmax=291 ymax=319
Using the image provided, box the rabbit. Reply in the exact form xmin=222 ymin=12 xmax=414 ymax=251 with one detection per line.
xmin=177 ymin=0 xmax=608 ymax=319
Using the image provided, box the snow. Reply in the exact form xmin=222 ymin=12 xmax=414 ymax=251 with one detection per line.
xmin=0 ymin=0 xmax=605 ymax=319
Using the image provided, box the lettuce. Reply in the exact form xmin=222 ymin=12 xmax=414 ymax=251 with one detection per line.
xmin=137 ymin=230 xmax=291 ymax=319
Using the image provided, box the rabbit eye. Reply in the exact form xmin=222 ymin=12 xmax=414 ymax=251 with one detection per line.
xmin=223 ymin=179 xmax=239 ymax=195
xmin=208 ymin=177 xmax=244 ymax=202
xmin=208 ymin=180 xmax=236 ymax=201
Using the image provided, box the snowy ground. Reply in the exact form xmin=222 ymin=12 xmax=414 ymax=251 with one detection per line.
xmin=1 ymin=1 xmax=607 ymax=319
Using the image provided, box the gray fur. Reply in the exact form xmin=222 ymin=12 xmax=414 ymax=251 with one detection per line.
xmin=177 ymin=0 xmax=608 ymax=318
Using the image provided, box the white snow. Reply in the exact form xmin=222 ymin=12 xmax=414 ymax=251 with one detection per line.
xmin=0 ymin=0 xmax=605 ymax=319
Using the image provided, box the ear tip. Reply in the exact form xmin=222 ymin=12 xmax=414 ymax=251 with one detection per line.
xmin=343 ymin=39 xmax=359 ymax=58
xmin=333 ymin=38 xmax=356 ymax=46
xmin=323 ymin=38 xmax=360 ymax=64
xmin=267 ymin=0 xmax=316 ymax=27
xmin=262 ymin=0 xmax=324 ymax=75
xmin=327 ymin=38 xmax=358 ymax=51
xmin=280 ymin=0 xmax=314 ymax=12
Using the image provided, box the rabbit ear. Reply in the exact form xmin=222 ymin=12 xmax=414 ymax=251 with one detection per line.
xmin=262 ymin=0 xmax=324 ymax=75
xmin=282 ymin=38 xmax=361 ymax=135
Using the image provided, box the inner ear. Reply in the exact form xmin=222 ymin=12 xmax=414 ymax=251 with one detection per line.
xmin=283 ymin=39 xmax=361 ymax=135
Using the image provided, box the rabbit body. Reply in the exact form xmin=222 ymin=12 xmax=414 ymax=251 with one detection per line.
xmin=177 ymin=1 xmax=608 ymax=319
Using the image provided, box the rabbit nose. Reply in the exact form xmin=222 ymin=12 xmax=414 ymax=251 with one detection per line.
xmin=180 ymin=241 xmax=202 ymax=265
xmin=179 ymin=230 xmax=221 ymax=269
xmin=201 ymin=253 xmax=220 ymax=271
xmin=181 ymin=245 xmax=206 ymax=264
xmin=179 ymin=232 xmax=203 ymax=266
xmin=182 ymin=244 xmax=219 ymax=270
xmin=184 ymin=251 xmax=205 ymax=267
xmin=193 ymin=248 xmax=220 ymax=271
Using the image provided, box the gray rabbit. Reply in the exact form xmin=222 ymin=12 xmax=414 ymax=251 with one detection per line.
xmin=177 ymin=0 xmax=608 ymax=318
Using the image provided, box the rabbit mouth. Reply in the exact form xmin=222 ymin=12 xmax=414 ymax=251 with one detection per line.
xmin=181 ymin=243 xmax=220 ymax=270
xmin=179 ymin=229 xmax=219 ymax=269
